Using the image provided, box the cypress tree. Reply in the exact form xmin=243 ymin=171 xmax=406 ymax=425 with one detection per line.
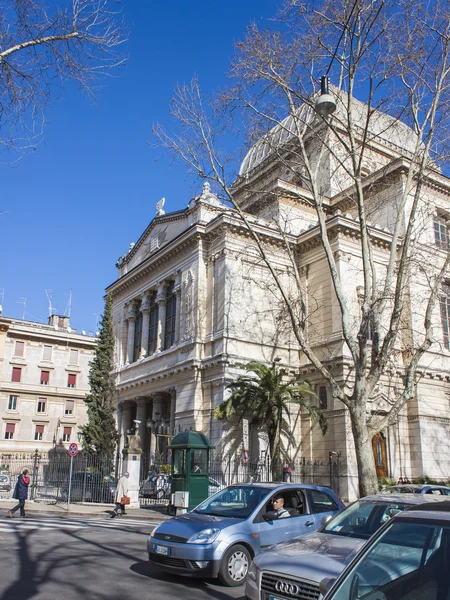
xmin=81 ymin=294 xmax=118 ymax=457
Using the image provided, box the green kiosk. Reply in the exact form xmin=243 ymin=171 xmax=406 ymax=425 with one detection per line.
xmin=168 ymin=431 xmax=215 ymax=514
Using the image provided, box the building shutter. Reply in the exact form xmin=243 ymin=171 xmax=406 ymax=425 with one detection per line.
xmin=35 ymin=425 xmax=44 ymax=434
xmin=6 ymin=423 xmax=15 ymax=433
xmin=68 ymin=374 xmax=76 ymax=387
xmin=12 ymin=367 xmax=21 ymax=382
xmin=65 ymin=400 xmax=74 ymax=414
xmin=43 ymin=345 xmax=52 ymax=360
xmin=15 ymin=341 xmax=24 ymax=357
xmin=41 ymin=370 xmax=50 ymax=384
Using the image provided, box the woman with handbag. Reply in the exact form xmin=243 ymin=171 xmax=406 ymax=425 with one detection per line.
xmin=8 ymin=469 xmax=30 ymax=518
xmin=111 ymin=472 xmax=130 ymax=518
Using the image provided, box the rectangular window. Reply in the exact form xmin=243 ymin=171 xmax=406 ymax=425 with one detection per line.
xmin=43 ymin=345 xmax=52 ymax=361
xmin=65 ymin=400 xmax=74 ymax=415
xmin=148 ymin=295 xmax=159 ymax=355
xmin=11 ymin=367 xmax=21 ymax=383
xmin=133 ymin=306 xmax=143 ymax=362
xmin=69 ymin=349 xmax=78 ymax=364
xmin=40 ymin=370 xmax=50 ymax=385
xmin=37 ymin=399 xmax=46 ymax=413
xmin=34 ymin=425 xmax=44 ymax=441
xmin=14 ymin=341 xmax=24 ymax=357
xmin=8 ymin=395 xmax=18 ymax=411
xmin=5 ymin=423 xmax=15 ymax=440
xmin=164 ymin=282 xmax=177 ymax=350
xmin=63 ymin=427 xmax=71 ymax=442
xmin=319 ymin=386 xmax=328 ymax=410
xmin=67 ymin=373 xmax=76 ymax=388
xmin=434 ymin=215 xmax=449 ymax=249
xmin=440 ymin=283 xmax=450 ymax=350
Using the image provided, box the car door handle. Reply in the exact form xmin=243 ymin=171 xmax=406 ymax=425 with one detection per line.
xmin=305 ymin=521 xmax=314 ymax=527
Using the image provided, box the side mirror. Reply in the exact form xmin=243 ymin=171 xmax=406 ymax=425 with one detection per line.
xmin=319 ymin=577 xmax=336 ymax=596
xmin=322 ymin=515 xmax=333 ymax=527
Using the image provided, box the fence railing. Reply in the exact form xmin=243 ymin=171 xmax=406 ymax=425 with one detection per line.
xmin=0 ymin=450 xmax=342 ymax=506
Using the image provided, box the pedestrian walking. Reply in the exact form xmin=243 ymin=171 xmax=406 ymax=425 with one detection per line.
xmin=111 ymin=472 xmax=130 ymax=518
xmin=8 ymin=469 xmax=30 ymax=518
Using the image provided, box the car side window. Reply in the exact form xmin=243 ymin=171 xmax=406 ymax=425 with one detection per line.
xmin=309 ymin=490 xmax=339 ymax=513
xmin=426 ymin=489 xmax=443 ymax=495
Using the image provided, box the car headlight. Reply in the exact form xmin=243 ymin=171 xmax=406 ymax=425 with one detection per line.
xmin=187 ymin=528 xmax=220 ymax=544
xmin=150 ymin=525 xmax=161 ymax=537
xmin=248 ymin=561 xmax=259 ymax=582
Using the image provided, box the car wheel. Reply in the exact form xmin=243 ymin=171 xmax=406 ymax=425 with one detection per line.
xmin=219 ymin=544 xmax=251 ymax=587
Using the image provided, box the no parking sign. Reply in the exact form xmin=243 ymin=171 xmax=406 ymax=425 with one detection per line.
xmin=68 ymin=442 xmax=79 ymax=457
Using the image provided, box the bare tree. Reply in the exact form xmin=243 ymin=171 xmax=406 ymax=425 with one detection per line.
xmin=0 ymin=0 xmax=126 ymax=159
xmin=154 ymin=0 xmax=450 ymax=496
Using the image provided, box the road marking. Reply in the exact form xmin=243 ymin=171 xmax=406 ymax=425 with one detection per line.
xmin=0 ymin=516 xmax=161 ymax=533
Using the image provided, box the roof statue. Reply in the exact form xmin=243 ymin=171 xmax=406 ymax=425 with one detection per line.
xmin=198 ymin=181 xmax=223 ymax=208
xmin=156 ymin=197 xmax=166 ymax=216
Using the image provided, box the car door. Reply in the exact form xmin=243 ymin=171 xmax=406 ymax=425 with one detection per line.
xmin=306 ymin=488 xmax=341 ymax=529
xmin=255 ymin=489 xmax=316 ymax=549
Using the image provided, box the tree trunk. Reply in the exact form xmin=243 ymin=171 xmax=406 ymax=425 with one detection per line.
xmin=349 ymin=404 xmax=379 ymax=497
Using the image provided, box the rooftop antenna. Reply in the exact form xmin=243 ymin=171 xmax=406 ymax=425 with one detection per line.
xmin=17 ymin=297 xmax=27 ymax=320
xmin=94 ymin=312 xmax=100 ymax=331
xmin=64 ymin=290 xmax=72 ymax=319
xmin=45 ymin=289 xmax=54 ymax=318
xmin=0 ymin=288 xmax=4 ymax=315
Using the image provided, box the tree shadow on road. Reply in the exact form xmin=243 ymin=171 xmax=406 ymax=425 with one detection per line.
xmin=130 ymin=561 xmax=246 ymax=600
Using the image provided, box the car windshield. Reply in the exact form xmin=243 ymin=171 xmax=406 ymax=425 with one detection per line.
xmin=0 ymin=475 xmax=8 ymax=482
xmin=324 ymin=500 xmax=410 ymax=540
xmin=330 ymin=520 xmax=450 ymax=600
xmin=194 ymin=485 xmax=271 ymax=519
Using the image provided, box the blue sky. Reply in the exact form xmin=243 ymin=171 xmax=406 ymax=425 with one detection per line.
xmin=1 ymin=1 xmax=276 ymax=332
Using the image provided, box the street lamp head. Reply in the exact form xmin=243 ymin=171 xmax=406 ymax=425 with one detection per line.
xmin=133 ymin=420 xmax=142 ymax=425
xmin=315 ymin=76 xmax=337 ymax=117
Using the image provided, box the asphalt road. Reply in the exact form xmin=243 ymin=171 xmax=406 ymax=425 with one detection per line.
xmin=0 ymin=514 xmax=246 ymax=600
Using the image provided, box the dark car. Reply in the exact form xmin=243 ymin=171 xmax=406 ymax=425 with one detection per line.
xmin=322 ymin=500 xmax=450 ymax=599
xmin=382 ymin=483 xmax=450 ymax=496
xmin=60 ymin=472 xmax=116 ymax=503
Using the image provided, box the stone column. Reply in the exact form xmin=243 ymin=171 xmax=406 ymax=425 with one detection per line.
xmin=135 ymin=398 xmax=148 ymax=456
xmin=121 ymin=312 xmax=128 ymax=365
xmin=140 ymin=294 xmax=151 ymax=358
xmin=126 ymin=304 xmax=136 ymax=364
xmin=149 ymin=393 xmax=164 ymax=466
xmin=169 ymin=389 xmax=177 ymax=435
xmin=174 ymin=285 xmax=182 ymax=344
xmin=156 ymin=283 xmax=167 ymax=351
xmin=121 ymin=402 xmax=133 ymax=454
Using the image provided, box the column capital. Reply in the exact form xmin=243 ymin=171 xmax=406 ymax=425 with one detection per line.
xmin=125 ymin=302 xmax=137 ymax=321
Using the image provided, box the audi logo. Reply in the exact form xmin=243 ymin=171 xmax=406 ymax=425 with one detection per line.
xmin=274 ymin=580 xmax=300 ymax=596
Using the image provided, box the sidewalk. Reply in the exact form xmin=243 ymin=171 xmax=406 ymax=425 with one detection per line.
xmin=0 ymin=498 xmax=169 ymax=520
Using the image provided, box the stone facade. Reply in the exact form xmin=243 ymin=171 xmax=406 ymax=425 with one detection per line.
xmin=0 ymin=314 xmax=96 ymax=455
xmin=108 ymin=101 xmax=450 ymax=500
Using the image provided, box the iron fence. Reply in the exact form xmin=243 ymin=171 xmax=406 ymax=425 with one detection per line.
xmin=0 ymin=451 xmax=116 ymax=505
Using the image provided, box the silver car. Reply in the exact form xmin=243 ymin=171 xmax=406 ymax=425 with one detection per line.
xmin=148 ymin=482 xmax=344 ymax=586
xmin=322 ymin=500 xmax=450 ymax=599
xmin=245 ymin=494 xmax=448 ymax=600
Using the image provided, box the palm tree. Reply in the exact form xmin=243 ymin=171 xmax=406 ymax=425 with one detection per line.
xmin=214 ymin=360 xmax=328 ymax=476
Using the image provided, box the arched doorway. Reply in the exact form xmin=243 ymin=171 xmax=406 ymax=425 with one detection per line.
xmin=372 ymin=432 xmax=387 ymax=478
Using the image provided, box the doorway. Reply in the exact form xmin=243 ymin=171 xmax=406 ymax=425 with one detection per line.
xmin=372 ymin=432 xmax=387 ymax=478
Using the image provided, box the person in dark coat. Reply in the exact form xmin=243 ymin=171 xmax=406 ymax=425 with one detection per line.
xmin=9 ymin=469 xmax=30 ymax=518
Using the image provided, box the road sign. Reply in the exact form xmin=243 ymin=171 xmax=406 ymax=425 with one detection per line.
xmin=68 ymin=442 xmax=78 ymax=457
xmin=242 ymin=449 xmax=249 ymax=466
xmin=243 ymin=418 xmax=249 ymax=451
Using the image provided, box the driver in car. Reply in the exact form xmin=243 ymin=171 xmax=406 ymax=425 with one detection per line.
xmin=271 ymin=495 xmax=290 ymax=519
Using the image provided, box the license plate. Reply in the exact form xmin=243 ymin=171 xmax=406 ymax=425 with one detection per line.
xmin=269 ymin=596 xmax=282 ymax=600
xmin=154 ymin=544 xmax=170 ymax=556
